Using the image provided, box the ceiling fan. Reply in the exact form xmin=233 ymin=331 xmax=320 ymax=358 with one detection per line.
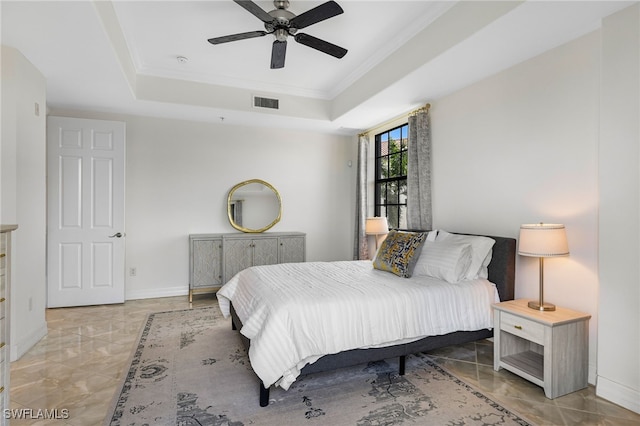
xmin=208 ymin=0 xmax=348 ymax=69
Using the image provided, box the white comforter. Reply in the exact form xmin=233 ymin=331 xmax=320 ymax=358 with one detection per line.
xmin=216 ymin=260 xmax=499 ymax=390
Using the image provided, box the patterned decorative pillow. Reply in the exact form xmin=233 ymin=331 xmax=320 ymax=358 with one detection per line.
xmin=373 ymin=230 xmax=427 ymax=278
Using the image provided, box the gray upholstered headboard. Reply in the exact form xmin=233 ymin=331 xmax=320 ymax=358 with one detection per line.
xmin=481 ymin=235 xmax=516 ymax=302
xmin=400 ymin=230 xmax=516 ymax=302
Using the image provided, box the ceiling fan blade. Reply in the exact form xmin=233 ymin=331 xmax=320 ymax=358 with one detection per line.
xmin=289 ymin=1 xmax=344 ymax=29
xmin=233 ymin=0 xmax=274 ymax=23
xmin=294 ymin=33 xmax=347 ymax=59
xmin=208 ymin=30 xmax=268 ymax=45
xmin=271 ymin=40 xmax=287 ymax=69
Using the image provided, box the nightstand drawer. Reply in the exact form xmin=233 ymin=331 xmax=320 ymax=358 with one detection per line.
xmin=500 ymin=312 xmax=544 ymax=345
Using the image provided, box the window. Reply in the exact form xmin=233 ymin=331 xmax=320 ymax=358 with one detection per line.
xmin=374 ymin=124 xmax=408 ymax=229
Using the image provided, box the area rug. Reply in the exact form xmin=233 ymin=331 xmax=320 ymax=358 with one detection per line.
xmin=105 ymin=306 xmax=533 ymax=425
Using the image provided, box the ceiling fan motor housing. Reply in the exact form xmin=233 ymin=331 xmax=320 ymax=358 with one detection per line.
xmin=266 ymin=6 xmax=296 ymax=39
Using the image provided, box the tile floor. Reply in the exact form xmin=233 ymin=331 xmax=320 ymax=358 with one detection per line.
xmin=9 ymin=295 xmax=640 ymax=425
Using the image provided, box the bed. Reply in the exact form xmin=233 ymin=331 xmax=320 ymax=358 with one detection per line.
xmin=217 ymin=230 xmax=516 ymax=406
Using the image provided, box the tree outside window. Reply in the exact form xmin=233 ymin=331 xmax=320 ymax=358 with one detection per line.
xmin=374 ymin=124 xmax=408 ymax=229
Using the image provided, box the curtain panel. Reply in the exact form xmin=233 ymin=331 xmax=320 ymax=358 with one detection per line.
xmin=353 ymin=134 xmax=369 ymax=260
xmin=407 ymin=107 xmax=433 ymax=230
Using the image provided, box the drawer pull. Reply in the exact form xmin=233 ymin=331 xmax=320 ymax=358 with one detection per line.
xmin=514 ymin=325 xmax=523 ymax=330
xmin=0 ymin=387 xmax=4 ymax=393
xmin=0 ymin=298 xmax=5 ymax=303
xmin=0 ymin=342 xmax=5 ymax=349
xmin=0 ymin=253 xmax=5 ymax=258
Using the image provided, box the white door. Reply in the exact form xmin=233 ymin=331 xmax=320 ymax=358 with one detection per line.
xmin=47 ymin=116 xmax=126 ymax=307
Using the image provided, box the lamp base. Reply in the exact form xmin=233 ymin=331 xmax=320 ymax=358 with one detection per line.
xmin=528 ymin=300 xmax=556 ymax=311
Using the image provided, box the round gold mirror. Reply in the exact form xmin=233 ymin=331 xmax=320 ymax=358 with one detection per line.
xmin=227 ymin=179 xmax=282 ymax=233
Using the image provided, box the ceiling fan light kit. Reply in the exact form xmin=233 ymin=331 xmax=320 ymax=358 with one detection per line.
xmin=208 ymin=0 xmax=348 ymax=69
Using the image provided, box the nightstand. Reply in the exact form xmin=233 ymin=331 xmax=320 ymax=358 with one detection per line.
xmin=493 ymin=299 xmax=591 ymax=399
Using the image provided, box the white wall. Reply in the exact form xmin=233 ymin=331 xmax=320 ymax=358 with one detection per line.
xmin=598 ymin=4 xmax=640 ymax=414
xmin=47 ymin=111 xmax=356 ymax=300
xmin=425 ymin=32 xmax=601 ymax=381
xmin=1 ymin=46 xmax=48 ymax=361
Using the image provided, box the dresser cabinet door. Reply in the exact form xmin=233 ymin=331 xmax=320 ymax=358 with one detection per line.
xmin=223 ymin=238 xmax=254 ymax=282
xmin=279 ymin=236 xmax=306 ymax=263
xmin=252 ymin=237 xmax=278 ymax=266
xmin=191 ymin=238 xmax=222 ymax=289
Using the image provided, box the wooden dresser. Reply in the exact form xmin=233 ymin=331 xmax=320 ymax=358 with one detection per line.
xmin=0 ymin=225 xmax=17 ymax=423
xmin=189 ymin=232 xmax=306 ymax=301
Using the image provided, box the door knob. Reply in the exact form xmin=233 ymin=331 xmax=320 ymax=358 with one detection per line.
xmin=108 ymin=232 xmax=123 ymax=238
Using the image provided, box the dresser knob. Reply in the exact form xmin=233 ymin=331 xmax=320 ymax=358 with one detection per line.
xmin=514 ymin=325 xmax=523 ymax=330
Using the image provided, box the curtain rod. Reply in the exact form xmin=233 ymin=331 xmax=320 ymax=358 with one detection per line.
xmin=409 ymin=103 xmax=431 ymax=116
xmin=360 ymin=103 xmax=431 ymax=136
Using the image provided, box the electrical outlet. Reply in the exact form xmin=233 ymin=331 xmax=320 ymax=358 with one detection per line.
xmin=129 ymin=267 xmax=137 ymax=276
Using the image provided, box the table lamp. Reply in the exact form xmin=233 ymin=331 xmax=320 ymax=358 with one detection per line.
xmin=366 ymin=217 xmax=389 ymax=252
xmin=518 ymin=223 xmax=569 ymax=311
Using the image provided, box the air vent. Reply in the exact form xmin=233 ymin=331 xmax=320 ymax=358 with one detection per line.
xmin=253 ymin=96 xmax=279 ymax=110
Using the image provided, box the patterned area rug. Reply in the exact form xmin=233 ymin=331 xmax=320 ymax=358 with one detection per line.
xmin=105 ymin=306 xmax=533 ymax=425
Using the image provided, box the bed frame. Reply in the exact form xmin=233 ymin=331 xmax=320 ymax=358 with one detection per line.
xmin=229 ymin=233 xmax=516 ymax=407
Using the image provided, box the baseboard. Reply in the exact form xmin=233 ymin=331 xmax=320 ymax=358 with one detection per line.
xmin=126 ymin=285 xmax=189 ymax=301
xmin=11 ymin=321 xmax=48 ymax=362
xmin=596 ymin=375 xmax=640 ymax=414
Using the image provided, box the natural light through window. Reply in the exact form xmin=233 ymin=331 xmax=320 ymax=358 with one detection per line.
xmin=375 ymin=124 xmax=408 ymax=229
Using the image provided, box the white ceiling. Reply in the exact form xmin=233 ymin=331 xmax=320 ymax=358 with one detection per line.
xmin=1 ymin=1 xmax=633 ymax=135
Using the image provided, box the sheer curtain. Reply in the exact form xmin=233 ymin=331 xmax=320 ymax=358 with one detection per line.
xmin=407 ymin=105 xmax=433 ymax=230
xmin=353 ymin=133 xmax=369 ymax=260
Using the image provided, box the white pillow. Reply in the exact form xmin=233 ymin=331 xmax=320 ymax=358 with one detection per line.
xmin=426 ymin=230 xmax=438 ymax=242
xmin=435 ymin=230 xmax=495 ymax=280
xmin=412 ymin=240 xmax=473 ymax=283
xmin=477 ymin=250 xmax=493 ymax=279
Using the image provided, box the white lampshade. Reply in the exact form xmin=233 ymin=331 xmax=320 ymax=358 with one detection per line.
xmin=365 ymin=217 xmax=389 ymax=235
xmin=518 ymin=223 xmax=569 ymax=257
